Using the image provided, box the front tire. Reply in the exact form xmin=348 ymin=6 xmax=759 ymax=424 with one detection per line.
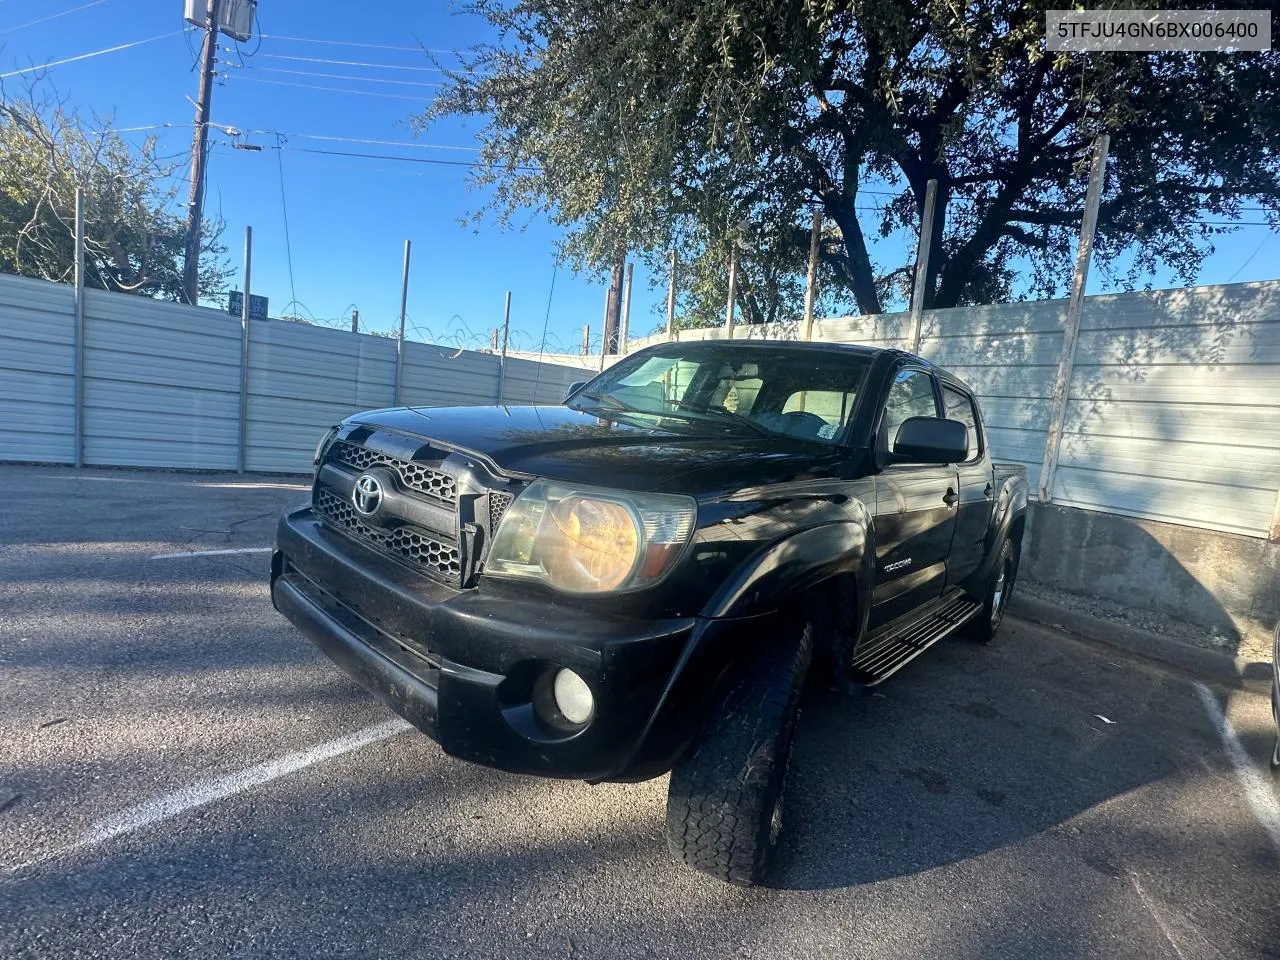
xmin=970 ymin=538 xmax=1017 ymax=644
xmin=665 ymin=621 xmax=813 ymax=886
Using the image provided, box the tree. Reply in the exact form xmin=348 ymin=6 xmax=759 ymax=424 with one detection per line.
xmin=424 ymin=0 xmax=1280 ymax=318
xmin=0 ymin=80 xmax=230 ymax=300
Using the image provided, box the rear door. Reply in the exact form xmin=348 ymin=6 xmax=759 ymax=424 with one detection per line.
xmin=941 ymin=381 xmax=995 ymax=585
xmin=869 ymin=366 xmax=959 ymax=630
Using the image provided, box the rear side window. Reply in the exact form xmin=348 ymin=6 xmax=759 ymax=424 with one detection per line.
xmin=882 ymin=368 xmax=938 ymax=446
xmin=942 ymin=385 xmax=982 ymax=462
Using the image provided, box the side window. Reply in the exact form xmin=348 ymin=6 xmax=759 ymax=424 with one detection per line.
xmin=942 ymin=385 xmax=982 ymax=463
xmin=882 ymin=368 xmax=939 ymax=448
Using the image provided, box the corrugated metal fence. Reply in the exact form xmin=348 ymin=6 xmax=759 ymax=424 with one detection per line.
xmin=628 ymin=281 xmax=1280 ymax=540
xmin=0 ymin=273 xmax=585 ymax=475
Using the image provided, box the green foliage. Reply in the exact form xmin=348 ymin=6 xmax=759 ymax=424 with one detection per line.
xmin=425 ymin=0 xmax=1279 ymax=317
xmin=0 ymin=82 xmax=230 ymax=300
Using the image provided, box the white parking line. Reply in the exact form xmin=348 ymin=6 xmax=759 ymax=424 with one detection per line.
xmin=11 ymin=718 xmax=412 ymax=872
xmin=149 ymin=547 xmax=274 ymax=560
xmin=1193 ymin=683 xmax=1280 ymax=854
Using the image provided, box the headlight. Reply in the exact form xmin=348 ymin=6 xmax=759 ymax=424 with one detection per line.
xmin=486 ymin=479 xmax=696 ymax=594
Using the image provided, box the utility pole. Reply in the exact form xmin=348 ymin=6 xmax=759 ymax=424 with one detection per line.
xmin=581 ymin=324 xmax=590 ymax=356
xmin=602 ymin=252 xmax=625 ymax=354
xmin=723 ymin=249 xmax=739 ymax=339
xmin=496 ymin=291 xmax=511 ymax=404
xmin=1040 ymin=134 xmax=1109 ymax=505
xmin=394 ymin=239 xmax=411 ymax=405
xmin=665 ymin=250 xmax=677 ymax=341
xmin=801 ymin=209 xmax=823 ymax=341
xmin=907 ymin=178 xmax=938 ymax=355
xmin=181 ymin=0 xmax=221 ymax=306
xmin=618 ymin=262 xmax=634 ymax=354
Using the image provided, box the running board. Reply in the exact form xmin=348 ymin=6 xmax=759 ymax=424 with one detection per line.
xmin=849 ymin=593 xmax=983 ymax=685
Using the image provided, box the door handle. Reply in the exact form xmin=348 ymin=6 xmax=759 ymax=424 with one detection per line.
xmin=943 ymin=488 xmax=959 ymax=507
xmin=984 ymin=483 xmax=994 ymax=499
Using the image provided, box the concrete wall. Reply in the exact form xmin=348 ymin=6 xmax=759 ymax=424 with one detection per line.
xmin=1023 ymin=502 xmax=1279 ymax=660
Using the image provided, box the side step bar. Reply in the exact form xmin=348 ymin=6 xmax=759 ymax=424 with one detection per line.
xmin=849 ymin=593 xmax=983 ymax=685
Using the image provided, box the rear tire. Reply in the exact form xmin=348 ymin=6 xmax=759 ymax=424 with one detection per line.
xmin=665 ymin=620 xmax=813 ymax=886
xmin=969 ymin=538 xmax=1017 ymax=644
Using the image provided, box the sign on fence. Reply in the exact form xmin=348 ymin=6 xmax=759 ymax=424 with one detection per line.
xmin=227 ymin=290 xmax=269 ymax=321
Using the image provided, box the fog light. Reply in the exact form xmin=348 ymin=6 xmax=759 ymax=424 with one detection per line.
xmin=552 ymin=669 xmax=594 ymax=725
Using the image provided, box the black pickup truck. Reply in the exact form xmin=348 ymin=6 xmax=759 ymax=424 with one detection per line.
xmin=271 ymin=339 xmax=1028 ymax=885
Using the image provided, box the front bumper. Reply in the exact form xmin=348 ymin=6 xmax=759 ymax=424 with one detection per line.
xmin=272 ymin=506 xmax=703 ymax=781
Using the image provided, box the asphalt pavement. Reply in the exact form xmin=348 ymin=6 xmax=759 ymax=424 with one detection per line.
xmin=2 ymin=463 xmax=1277 ymax=960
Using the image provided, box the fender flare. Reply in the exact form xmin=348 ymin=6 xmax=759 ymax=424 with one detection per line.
xmin=604 ymin=512 xmax=876 ymax=781
xmin=701 ymin=510 xmax=875 ymax=621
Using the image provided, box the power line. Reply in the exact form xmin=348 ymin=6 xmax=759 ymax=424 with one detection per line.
xmin=1227 ymin=231 xmax=1277 ymax=282
xmin=0 ymin=29 xmax=180 ymax=79
xmin=255 ymin=32 xmax=467 ymax=56
xmin=227 ymin=75 xmax=429 ymax=101
xmin=224 ymin=127 xmax=480 ymax=152
xmin=258 ymin=53 xmax=478 ymax=74
xmin=0 ymin=0 xmax=112 ymax=36
xmin=283 ymin=144 xmax=538 ymax=172
xmin=275 ymin=142 xmax=299 ymax=316
xmin=243 ymin=65 xmax=444 ymax=88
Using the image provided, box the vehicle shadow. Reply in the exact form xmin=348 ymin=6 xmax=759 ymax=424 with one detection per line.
xmin=769 ymin=618 xmax=1244 ymax=891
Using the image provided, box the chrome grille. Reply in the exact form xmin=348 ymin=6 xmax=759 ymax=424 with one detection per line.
xmin=330 ymin=441 xmax=456 ymax=504
xmin=315 ymin=488 xmax=462 ymax=579
xmin=489 ymin=492 xmax=513 ymax=532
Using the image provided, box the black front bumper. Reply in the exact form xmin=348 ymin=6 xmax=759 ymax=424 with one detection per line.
xmin=272 ymin=506 xmax=705 ymax=782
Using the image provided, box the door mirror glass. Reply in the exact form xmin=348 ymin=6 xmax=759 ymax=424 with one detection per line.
xmin=564 ymin=380 xmax=588 ymax=402
xmin=892 ymin=417 xmax=968 ymax=464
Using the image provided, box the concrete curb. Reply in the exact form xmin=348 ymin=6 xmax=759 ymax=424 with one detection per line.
xmin=1007 ymin=594 xmax=1272 ymax=697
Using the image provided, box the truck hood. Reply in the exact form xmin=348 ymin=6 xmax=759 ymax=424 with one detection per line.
xmin=347 ymin=405 xmax=844 ymax=495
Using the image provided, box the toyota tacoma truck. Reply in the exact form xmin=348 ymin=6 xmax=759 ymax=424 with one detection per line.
xmin=271 ymin=340 xmax=1028 ymax=885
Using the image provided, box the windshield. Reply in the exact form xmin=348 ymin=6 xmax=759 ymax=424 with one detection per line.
xmin=568 ymin=344 xmax=872 ymax=444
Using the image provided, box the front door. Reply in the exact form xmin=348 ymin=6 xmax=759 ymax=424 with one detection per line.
xmin=869 ymin=367 xmax=959 ymax=630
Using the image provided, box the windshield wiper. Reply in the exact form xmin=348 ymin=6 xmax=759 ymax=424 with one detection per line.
xmin=681 ymin=405 xmax=773 ymax=438
xmin=576 ymin=392 xmax=651 ymax=416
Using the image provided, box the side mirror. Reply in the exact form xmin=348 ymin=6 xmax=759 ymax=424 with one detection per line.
xmin=893 ymin=417 xmax=968 ymax=464
xmin=564 ymin=380 xmax=588 ymax=402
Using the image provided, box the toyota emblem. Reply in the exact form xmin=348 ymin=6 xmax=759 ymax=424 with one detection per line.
xmin=351 ymin=473 xmax=384 ymax=517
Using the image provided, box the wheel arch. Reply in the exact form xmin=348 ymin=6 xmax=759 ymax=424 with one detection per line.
xmin=605 ymin=516 xmax=876 ymax=781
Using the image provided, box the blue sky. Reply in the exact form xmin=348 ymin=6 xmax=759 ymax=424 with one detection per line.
xmin=1 ymin=0 xmax=1275 ymax=352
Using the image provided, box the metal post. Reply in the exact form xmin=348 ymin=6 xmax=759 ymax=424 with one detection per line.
xmin=908 ymin=179 xmax=938 ymax=355
xmin=581 ymin=324 xmax=590 ymax=356
xmin=665 ymin=249 xmax=677 ymax=341
xmin=496 ymin=290 xmax=511 ymax=405
xmin=598 ymin=287 xmax=610 ymax=372
xmin=238 ymin=225 xmax=252 ymax=474
xmin=1039 ymin=134 xmax=1110 ymax=505
xmin=72 ymin=187 xmax=85 ymax=469
xmin=351 ymin=309 xmax=359 ymax=334
xmin=801 ymin=209 xmax=822 ymax=341
xmin=619 ymin=262 xmax=634 ymax=354
xmin=394 ymin=239 xmax=411 ymax=405
xmin=723 ymin=249 xmax=738 ymax=339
